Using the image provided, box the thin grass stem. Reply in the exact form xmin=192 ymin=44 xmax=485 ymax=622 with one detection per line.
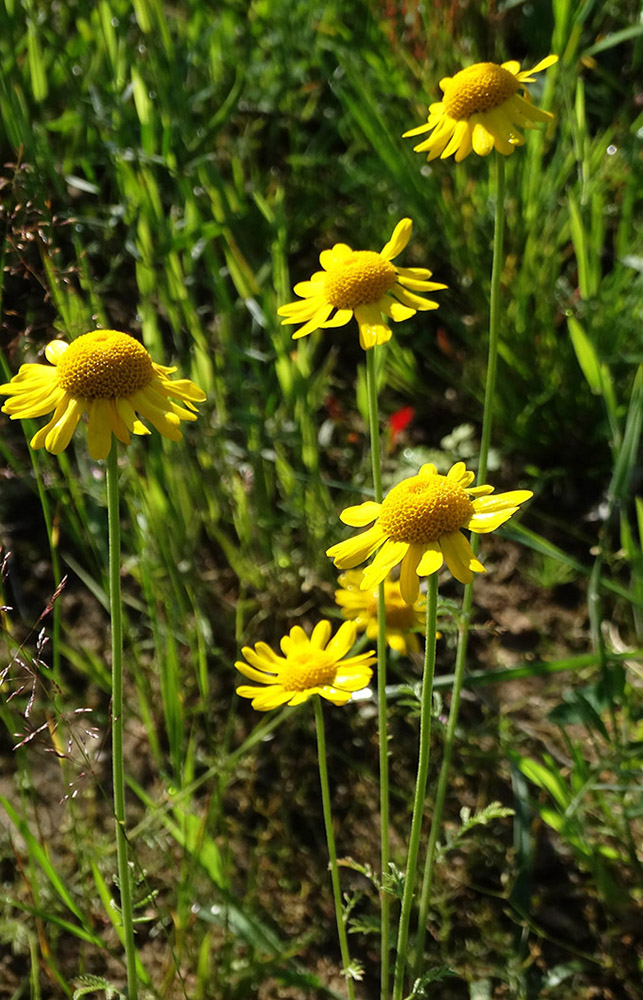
xmin=365 ymin=347 xmax=390 ymax=1000
xmin=313 ymin=696 xmax=356 ymax=1000
xmin=106 ymin=444 xmax=138 ymax=999
xmin=413 ymin=151 xmax=505 ymax=977
xmin=392 ymin=573 xmax=438 ymax=1000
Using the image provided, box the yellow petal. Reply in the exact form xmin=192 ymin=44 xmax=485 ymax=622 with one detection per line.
xmin=441 ymin=532 xmax=485 ymax=584
xmin=319 ymin=244 xmax=352 ymax=270
xmin=44 ymin=340 xmax=69 ymax=364
xmin=310 ymin=620 xmax=332 ymax=650
xmin=326 ymin=523 xmax=387 ymax=570
xmin=416 ymin=545 xmax=444 ymax=577
xmin=45 ymin=397 xmax=85 ymax=454
xmin=471 ymin=120 xmax=494 ymax=156
xmin=380 ymin=218 xmax=412 ymax=261
xmin=340 ymin=501 xmax=382 ymax=527
xmin=399 ymin=544 xmax=424 ymax=605
xmin=361 ymin=539 xmax=409 ymax=589
xmin=325 ymin=621 xmax=357 ymax=661
xmin=471 ymin=490 xmax=533 ymax=512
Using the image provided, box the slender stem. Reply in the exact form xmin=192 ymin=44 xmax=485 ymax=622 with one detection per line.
xmin=477 ymin=151 xmax=505 ymax=486
xmin=412 ymin=150 xmax=506 ymax=979
xmin=412 ymin=579 xmax=474 ymax=977
xmin=313 ymin=697 xmax=356 ymax=1000
xmin=392 ymin=574 xmax=439 ymax=1000
xmin=107 ymin=444 xmax=138 ymax=999
xmin=365 ymin=348 xmax=390 ymax=1000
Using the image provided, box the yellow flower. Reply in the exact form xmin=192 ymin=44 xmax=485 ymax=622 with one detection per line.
xmin=235 ymin=620 xmax=375 ymax=711
xmin=334 ymin=569 xmax=426 ymax=655
xmin=277 ymin=218 xmax=446 ymax=351
xmin=404 ymin=55 xmax=558 ymax=161
xmin=0 ymin=330 xmax=206 ymax=460
xmin=326 ymin=462 xmax=532 ymax=604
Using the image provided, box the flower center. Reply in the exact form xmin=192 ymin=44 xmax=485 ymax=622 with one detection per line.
xmin=56 ymin=331 xmax=155 ymax=399
xmin=324 ymin=251 xmax=396 ymax=310
xmin=379 ymin=474 xmax=474 ymax=543
xmin=443 ymin=62 xmax=520 ymax=120
xmin=367 ymin=590 xmax=416 ymax=630
xmin=279 ymin=650 xmax=339 ymax=691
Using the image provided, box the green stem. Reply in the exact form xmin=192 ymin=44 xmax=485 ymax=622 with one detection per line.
xmin=392 ymin=574 xmax=438 ymax=1000
xmin=313 ymin=696 xmax=356 ymax=1000
xmin=365 ymin=348 xmax=390 ymax=1000
xmin=478 ymin=151 xmax=505 ymax=486
xmin=412 ymin=579 xmax=473 ymax=978
xmin=412 ymin=150 xmax=506 ymax=979
xmin=106 ymin=444 xmax=138 ymax=999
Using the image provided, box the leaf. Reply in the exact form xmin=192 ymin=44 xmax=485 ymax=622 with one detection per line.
xmin=567 ymin=314 xmax=601 ymax=393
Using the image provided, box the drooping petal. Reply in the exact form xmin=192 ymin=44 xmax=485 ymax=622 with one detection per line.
xmin=326 ymin=523 xmax=387 ymax=570
xmin=361 ymin=539 xmax=410 ymax=589
xmin=395 ymin=274 xmax=447 ymax=293
xmin=416 ymin=544 xmax=444 ymax=577
xmin=318 ymin=686 xmax=352 ymax=706
xmin=290 ymin=302 xmax=334 ymax=339
xmin=380 ymin=295 xmax=416 ymax=322
xmin=399 ymin=544 xmax=424 ymax=604
xmin=45 ymin=397 xmax=85 ymax=454
xmin=441 ymin=118 xmax=470 ymax=158
xmin=87 ymin=398 xmax=117 ymax=459
xmin=29 ymin=393 xmax=74 ymax=450
xmin=354 ymin=303 xmax=392 ymax=350
xmin=471 ymin=120 xmax=495 ymax=156
xmin=321 ymin=308 xmax=354 ymax=328
xmin=440 ymin=532 xmax=486 ymax=584
xmin=392 ymin=287 xmax=440 ymax=312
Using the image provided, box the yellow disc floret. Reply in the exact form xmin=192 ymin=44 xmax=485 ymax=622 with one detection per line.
xmin=57 ymin=330 xmax=155 ymax=399
xmin=278 ymin=650 xmax=338 ymax=691
xmin=443 ymin=62 xmax=520 ymax=119
xmin=379 ymin=473 xmax=474 ymax=544
xmin=324 ymin=251 xmax=397 ymax=310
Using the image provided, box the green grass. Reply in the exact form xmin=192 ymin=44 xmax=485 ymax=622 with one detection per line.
xmin=1 ymin=0 xmax=642 ymax=997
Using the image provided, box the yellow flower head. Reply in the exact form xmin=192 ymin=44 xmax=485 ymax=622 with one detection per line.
xmin=326 ymin=462 xmax=532 ymax=604
xmin=235 ymin=620 xmax=375 ymax=711
xmin=404 ymin=55 xmax=558 ymax=161
xmin=277 ymin=218 xmax=446 ymax=351
xmin=0 ymin=330 xmax=206 ymax=460
xmin=335 ymin=569 xmax=426 ymax=655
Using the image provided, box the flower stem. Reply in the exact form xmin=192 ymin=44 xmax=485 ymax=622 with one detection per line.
xmin=392 ymin=573 xmax=438 ymax=1000
xmin=106 ymin=443 xmax=138 ymax=999
xmin=365 ymin=348 xmax=390 ymax=1000
xmin=412 ymin=150 xmax=506 ymax=979
xmin=313 ymin=696 xmax=356 ymax=1000
xmin=477 ymin=150 xmax=505 ymax=486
